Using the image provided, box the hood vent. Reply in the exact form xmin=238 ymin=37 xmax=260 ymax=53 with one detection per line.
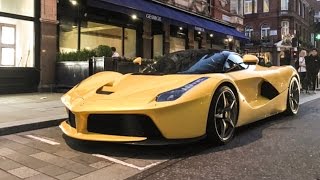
xmin=96 ymin=85 xmax=114 ymax=95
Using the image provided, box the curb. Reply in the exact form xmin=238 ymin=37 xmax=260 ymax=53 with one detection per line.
xmin=0 ymin=117 xmax=66 ymax=136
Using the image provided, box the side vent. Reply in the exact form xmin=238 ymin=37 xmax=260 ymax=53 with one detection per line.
xmin=261 ymin=81 xmax=279 ymax=100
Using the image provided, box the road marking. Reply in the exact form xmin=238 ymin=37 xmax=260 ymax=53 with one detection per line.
xmin=92 ymin=154 xmax=161 ymax=171
xmin=25 ymin=135 xmax=60 ymax=145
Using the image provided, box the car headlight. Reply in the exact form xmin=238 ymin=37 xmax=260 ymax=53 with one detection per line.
xmin=156 ymin=77 xmax=209 ymax=102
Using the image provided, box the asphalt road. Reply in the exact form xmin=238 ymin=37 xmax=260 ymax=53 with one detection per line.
xmin=0 ymin=98 xmax=319 ymax=180
xmin=131 ymin=98 xmax=320 ymax=180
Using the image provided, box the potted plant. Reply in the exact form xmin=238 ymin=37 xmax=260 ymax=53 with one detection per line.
xmin=56 ymin=49 xmax=96 ymax=90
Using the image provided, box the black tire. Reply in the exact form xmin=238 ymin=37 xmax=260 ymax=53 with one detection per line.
xmin=285 ymin=76 xmax=300 ymax=115
xmin=206 ymin=86 xmax=239 ymax=145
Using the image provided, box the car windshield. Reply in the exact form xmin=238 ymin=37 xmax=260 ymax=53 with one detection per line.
xmin=138 ymin=50 xmax=246 ymax=75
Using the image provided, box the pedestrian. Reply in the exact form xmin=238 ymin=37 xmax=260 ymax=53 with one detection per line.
xmin=111 ymin=47 xmax=120 ymax=58
xmin=305 ymin=48 xmax=320 ymax=94
xmin=297 ymin=50 xmax=307 ymax=91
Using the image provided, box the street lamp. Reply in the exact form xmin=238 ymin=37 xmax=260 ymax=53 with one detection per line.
xmin=70 ymin=0 xmax=77 ymax=6
xmin=131 ymin=14 xmax=137 ymax=20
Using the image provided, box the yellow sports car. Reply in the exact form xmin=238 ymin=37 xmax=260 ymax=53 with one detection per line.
xmin=60 ymin=50 xmax=300 ymax=145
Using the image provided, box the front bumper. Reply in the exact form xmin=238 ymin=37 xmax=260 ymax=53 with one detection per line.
xmin=60 ymin=95 xmax=212 ymax=143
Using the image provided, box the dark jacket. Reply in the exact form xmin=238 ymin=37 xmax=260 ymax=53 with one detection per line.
xmin=305 ymin=55 xmax=320 ymax=73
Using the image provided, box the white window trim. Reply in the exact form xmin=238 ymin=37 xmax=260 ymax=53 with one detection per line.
xmin=281 ymin=0 xmax=289 ymax=11
xmin=0 ymin=23 xmax=16 ymax=67
xmin=261 ymin=26 xmax=270 ymax=39
xmin=244 ymin=0 xmax=253 ymax=14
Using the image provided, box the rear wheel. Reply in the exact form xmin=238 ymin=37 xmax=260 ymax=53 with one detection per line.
xmin=206 ymin=86 xmax=238 ymax=145
xmin=285 ymin=77 xmax=300 ymax=115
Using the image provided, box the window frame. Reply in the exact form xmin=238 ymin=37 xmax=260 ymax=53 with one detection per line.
xmin=0 ymin=23 xmax=16 ymax=66
xmin=263 ymin=0 xmax=270 ymax=13
xmin=281 ymin=0 xmax=289 ymax=11
xmin=261 ymin=24 xmax=270 ymax=39
xmin=244 ymin=0 xmax=253 ymax=15
xmin=281 ymin=21 xmax=290 ymax=38
xmin=245 ymin=26 xmax=254 ymax=38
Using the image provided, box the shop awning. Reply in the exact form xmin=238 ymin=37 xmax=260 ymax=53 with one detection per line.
xmin=89 ymin=0 xmax=248 ymax=40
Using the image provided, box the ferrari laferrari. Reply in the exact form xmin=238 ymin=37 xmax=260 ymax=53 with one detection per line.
xmin=60 ymin=50 xmax=300 ymax=145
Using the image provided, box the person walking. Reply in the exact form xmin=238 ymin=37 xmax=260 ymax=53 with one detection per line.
xmin=305 ymin=48 xmax=320 ymax=94
xmin=298 ymin=50 xmax=307 ymax=91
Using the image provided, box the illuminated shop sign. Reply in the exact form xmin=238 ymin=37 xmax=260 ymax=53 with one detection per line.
xmin=146 ymin=14 xmax=162 ymax=21
xmin=195 ymin=26 xmax=205 ymax=32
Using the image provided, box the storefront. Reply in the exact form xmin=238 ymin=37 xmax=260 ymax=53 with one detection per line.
xmin=58 ymin=1 xmax=141 ymax=58
xmin=58 ymin=0 xmax=247 ymax=60
xmin=0 ymin=0 xmax=40 ymax=93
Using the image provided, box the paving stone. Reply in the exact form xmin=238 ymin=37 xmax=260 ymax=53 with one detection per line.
xmin=14 ymin=146 xmax=41 ymax=156
xmin=25 ymin=173 xmax=57 ymax=180
xmin=0 ymin=158 xmax=23 ymax=171
xmin=70 ymin=154 xmax=103 ymax=165
xmin=2 ymin=141 xmax=27 ymax=150
xmin=37 ymin=165 xmax=69 ymax=177
xmin=61 ymin=162 xmax=96 ymax=175
xmin=6 ymin=153 xmax=50 ymax=169
xmin=2 ymin=135 xmax=31 ymax=144
xmin=0 ymin=139 xmax=13 ymax=148
xmin=89 ymin=161 xmax=112 ymax=169
xmin=0 ymin=148 xmax=16 ymax=156
xmin=26 ymin=141 xmax=62 ymax=153
xmin=31 ymin=152 xmax=75 ymax=167
xmin=55 ymin=172 xmax=80 ymax=180
xmin=30 ymin=152 xmax=58 ymax=161
xmin=8 ymin=166 xmax=40 ymax=179
xmin=73 ymin=163 xmax=140 ymax=180
xmin=0 ymin=169 xmax=20 ymax=180
xmin=54 ymin=150 xmax=80 ymax=159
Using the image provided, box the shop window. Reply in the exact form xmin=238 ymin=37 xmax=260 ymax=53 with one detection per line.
xmin=263 ymin=0 xmax=269 ymax=13
xmin=153 ymin=34 xmax=163 ymax=58
xmin=169 ymin=25 xmax=186 ymax=53
xmin=59 ymin=19 xmax=78 ymax=52
xmin=81 ymin=22 xmax=123 ymax=56
xmin=170 ymin=37 xmax=185 ymax=52
xmin=124 ymin=28 xmax=136 ymax=58
xmin=0 ymin=0 xmax=34 ymax=17
xmin=0 ymin=17 xmax=34 ymax=67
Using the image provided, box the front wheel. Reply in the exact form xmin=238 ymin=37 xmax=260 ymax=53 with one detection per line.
xmin=206 ymin=86 xmax=238 ymax=145
xmin=285 ymin=76 xmax=300 ymax=115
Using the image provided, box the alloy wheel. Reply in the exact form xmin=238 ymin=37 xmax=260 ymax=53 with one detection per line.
xmin=213 ymin=88 xmax=238 ymax=141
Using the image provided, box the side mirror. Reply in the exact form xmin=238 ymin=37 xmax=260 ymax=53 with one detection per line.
xmin=243 ymin=54 xmax=259 ymax=65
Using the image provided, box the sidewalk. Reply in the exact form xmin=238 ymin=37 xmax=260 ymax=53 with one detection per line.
xmin=0 ymin=93 xmax=67 ymax=136
xmin=0 ymin=91 xmax=320 ymax=136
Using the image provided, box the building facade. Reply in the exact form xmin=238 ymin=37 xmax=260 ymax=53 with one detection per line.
xmin=0 ymin=0 xmax=40 ymax=93
xmin=0 ymin=0 xmax=246 ymax=94
xmin=58 ymin=0 xmax=246 ymax=58
xmin=243 ymin=0 xmax=318 ymax=65
xmin=212 ymin=0 xmax=244 ymax=32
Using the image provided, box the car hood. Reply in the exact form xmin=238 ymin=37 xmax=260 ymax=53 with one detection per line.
xmin=62 ymin=73 xmax=209 ymax=111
